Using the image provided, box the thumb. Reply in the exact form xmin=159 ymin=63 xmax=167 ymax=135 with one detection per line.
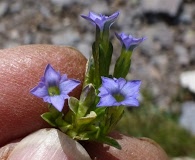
xmin=7 ymin=128 xmax=91 ymax=160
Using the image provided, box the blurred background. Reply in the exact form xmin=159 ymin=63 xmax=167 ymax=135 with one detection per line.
xmin=0 ymin=0 xmax=194 ymax=159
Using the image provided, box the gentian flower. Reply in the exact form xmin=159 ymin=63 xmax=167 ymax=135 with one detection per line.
xmin=81 ymin=11 xmax=119 ymax=31
xmin=115 ymin=32 xmax=146 ymax=50
xmin=30 ymin=64 xmax=80 ymax=112
xmin=97 ymin=77 xmax=141 ymax=107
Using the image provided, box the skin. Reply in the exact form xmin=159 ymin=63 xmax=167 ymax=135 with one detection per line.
xmin=0 ymin=45 xmax=169 ymax=159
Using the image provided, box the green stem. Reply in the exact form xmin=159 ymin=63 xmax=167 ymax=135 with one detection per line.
xmin=113 ymin=48 xmax=132 ymax=78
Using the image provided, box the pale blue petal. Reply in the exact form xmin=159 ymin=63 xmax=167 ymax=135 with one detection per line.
xmin=117 ymin=78 xmax=126 ymax=90
xmin=101 ymin=77 xmax=118 ymax=93
xmin=120 ymin=98 xmax=139 ymax=107
xmin=44 ymin=64 xmax=60 ymax=86
xmin=81 ymin=15 xmax=95 ymax=24
xmin=105 ymin=11 xmax=119 ymax=27
xmin=97 ymin=94 xmax=116 ymax=107
xmin=94 ymin=18 xmax=104 ymax=29
xmin=98 ymin=86 xmax=109 ymax=96
xmin=50 ymin=95 xmax=65 ymax=112
xmin=106 ymin=11 xmax=120 ymax=21
xmin=60 ymin=74 xmax=68 ymax=82
xmin=30 ymin=84 xmax=48 ymax=98
xmin=43 ymin=95 xmax=51 ymax=103
xmin=89 ymin=11 xmax=101 ymax=20
xmin=59 ymin=79 xmax=80 ymax=94
xmin=116 ymin=32 xmax=146 ymax=50
xmin=121 ymin=80 xmax=141 ymax=97
xmin=81 ymin=11 xmax=119 ymax=30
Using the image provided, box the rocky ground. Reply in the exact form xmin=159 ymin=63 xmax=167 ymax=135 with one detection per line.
xmin=0 ymin=0 xmax=195 ymax=159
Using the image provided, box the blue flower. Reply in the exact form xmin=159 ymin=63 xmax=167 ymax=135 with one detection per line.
xmin=81 ymin=11 xmax=119 ymax=31
xmin=30 ymin=64 xmax=80 ymax=112
xmin=115 ymin=32 xmax=146 ymax=50
xmin=97 ymin=77 xmax=141 ymax=107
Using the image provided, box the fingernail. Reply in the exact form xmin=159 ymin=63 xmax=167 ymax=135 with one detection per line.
xmin=8 ymin=128 xmax=91 ymax=160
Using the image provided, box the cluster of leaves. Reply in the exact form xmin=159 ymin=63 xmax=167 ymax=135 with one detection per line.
xmin=31 ymin=11 xmax=145 ymax=149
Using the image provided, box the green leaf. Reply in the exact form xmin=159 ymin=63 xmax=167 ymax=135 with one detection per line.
xmin=68 ymin=97 xmax=79 ymax=114
xmin=103 ymin=106 xmax=124 ymax=134
xmin=83 ymin=56 xmax=95 ymax=87
xmin=97 ymin=135 xmax=121 ymax=150
xmin=94 ymin=107 xmax=106 ymax=118
xmin=59 ymin=124 xmax=72 ymax=133
xmin=54 ymin=112 xmax=72 ymax=133
xmin=41 ymin=112 xmax=57 ymax=127
xmin=78 ymin=111 xmax=97 ymax=125
xmin=48 ymin=104 xmax=61 ymax=119
xmin=78 ymin=84 xmax=96 ymax=117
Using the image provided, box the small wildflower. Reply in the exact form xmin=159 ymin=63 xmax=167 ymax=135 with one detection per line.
xmin=97 ymin=77 xmax=141 ymax=107
xmin=115 ymin=32 xmax=146 ymax=50
xmin=30 ymin=64 xmax=80 ymax=111
xmin=81 ymin=11 xmax=119 ymax=31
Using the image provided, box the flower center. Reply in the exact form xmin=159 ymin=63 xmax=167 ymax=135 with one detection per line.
xmin=113 ymin=93 xmax=125 ymax=102
xmin=48 ymin=86 xmax=60 ymax=96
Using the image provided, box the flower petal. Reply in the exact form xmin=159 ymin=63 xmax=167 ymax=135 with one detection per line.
xmin=89 ymin=11 xmax=101 ymax=20
xmin=121 ymin=80 xmax=141 ymax=97
xmin=43 ymin=95 xmax=52 ymax=103
xmin=50 ymin=95 xmax=65 ymax=112
xmin=80 ymin=15 xmax=95 ymax=25
xmin=98 ymin=86 xmax=109 ymax=96
xmin=107 ymin=11 xmax=120 ymax=22
xmin=44 ymin=64 xmax=61 ymax=86
xmin=120 ymin=97 xmax=139 ymax=107
xmin=30 ymin=84 xmax=48 ymax=98
xmin=97 ymin=94 xmax=117 ymax=107
xmin=60 ymin=74 xmax=68 ymax=82
xmin=115 ymin=32 xmax=146 ymax=50
xmin=104 ymin=11 xmax=119 ymax=28
xmin=117 ymin=78 xmax=126 ymax=90
xmin=81 ymin=11 xmax=119 ymax=30
xmin=101 ymin=77 xmax=118 ymax=93
xmin=59 ymin=79 xmax=80 ymax=94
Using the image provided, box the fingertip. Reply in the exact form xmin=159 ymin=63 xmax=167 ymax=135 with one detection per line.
xmin=82 ymin=132 xmax=169 ymax=160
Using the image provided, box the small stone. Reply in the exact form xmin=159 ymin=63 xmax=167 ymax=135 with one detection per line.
xmin=4 ymin=41 xmax=20 ymax=49
xmin=10 ymin=2 xmax=22 ymax=13
xmin=153 ymin=24 xmax=174 ymax=49
xmin=51 ymin=29 xmax=80 ymax=46
xmin=77 ymin=42 xmax=91 ymax=59
xmin=9 ymin=30 xmax=20 ymax=40
xmin=180 ymin=70 xmax=195 ymax=93
xmin=190 ymin=47 xmax=195 ymax=63
xmin=141 ymin=0 xmax=182 ymax=17
xmin=142 ymin=24 xmax=174 ymax=50
xmin=174 ymin=44 xmax=190 ymax=66
xmin=74 ymin=0 xmax=93 ymax=5
xmin=179 ymin=4 xmax=195 ymax=24
xmin=183 ymin=30 xmax=195 ymax=47
xmin=90 ymin=1 xmax=109 ymax=14
xmin=0 ymin=2 xmax=8 ymax=17
xmin=151 ymin=55 xmax=168 ymax=74
xmin=50 ymin=0 xmax=74 ymax=6
xmin=40 ymin=6 xmax=51 ymax=18
xmin=179 ymin=102 xmax=195 ymax=135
